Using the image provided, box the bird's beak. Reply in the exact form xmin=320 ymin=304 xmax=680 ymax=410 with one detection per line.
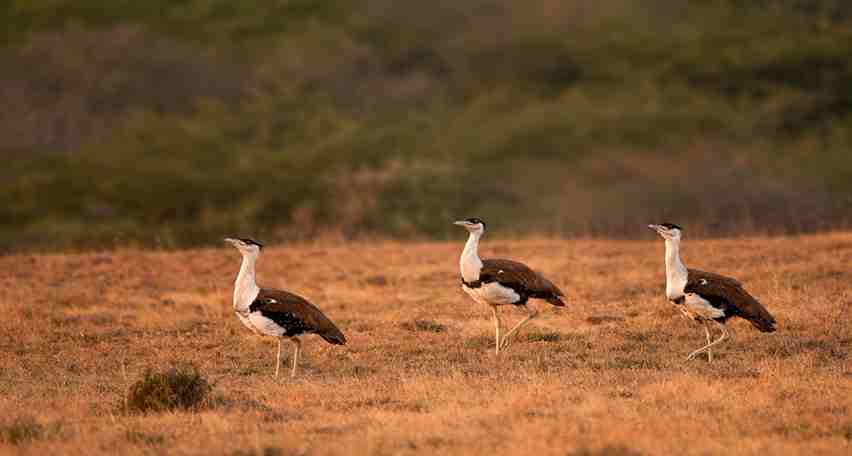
xmin=647 ymin=224 xmax=660 ymax=231
xmin=453 ymin=221 xmax=469 ymax=227
xmin=224 ymin=238 xmax=237 ymax=245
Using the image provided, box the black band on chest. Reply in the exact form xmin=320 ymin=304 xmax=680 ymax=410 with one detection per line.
xmin=672 ymin=295 xmax=686 ymax=304
xmin=461 ymin=277 xmax=483 ymax=288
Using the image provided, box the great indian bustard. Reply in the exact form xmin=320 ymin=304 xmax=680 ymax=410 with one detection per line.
xmin=225 ymin=238 xmax=346 ymax=378
xmin=454 ymin=218 xmax=565 ymax=354
xmin=648 ymin=224 xmax=776 ymax=361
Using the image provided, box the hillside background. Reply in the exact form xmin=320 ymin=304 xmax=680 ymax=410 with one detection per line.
xmin=2 ymin=0 xmax=851 ymax=251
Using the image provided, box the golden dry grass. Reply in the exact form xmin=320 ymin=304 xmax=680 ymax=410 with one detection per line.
xmin=1 ymin=233 xmax=851 ymax=455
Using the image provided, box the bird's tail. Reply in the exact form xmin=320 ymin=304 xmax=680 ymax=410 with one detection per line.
xmin=742 ymin=294 xmax=777 ymax=333
xmin=750 ymin=311 xmax=777 ymax=333
xmin=546 ymin=295 xmax=566 ymax=307
xmin=538 ymin=277 xmax=566 ymax=307
xmin=320 ymin=327 xmax=347 ymax=345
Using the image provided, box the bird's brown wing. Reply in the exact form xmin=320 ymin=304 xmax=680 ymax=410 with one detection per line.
xmin=251 ymin=289 xmax=347 ymax=344
xmin=687 ymin=268 xmax=742 ymax=287
xmin=685 ymin=269 xmax=776 ymax=332
xmin=481 ymin=259 xmax=565 ymax=305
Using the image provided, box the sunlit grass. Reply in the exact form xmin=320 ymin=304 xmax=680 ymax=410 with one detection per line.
xmin=0 ymin=233 xmax=850 ymax=454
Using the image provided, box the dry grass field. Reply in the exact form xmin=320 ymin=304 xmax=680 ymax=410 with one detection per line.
xmin=1 ymin=232 xmax=850 ymax=455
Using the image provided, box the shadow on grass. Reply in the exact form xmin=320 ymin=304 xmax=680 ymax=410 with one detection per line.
xmin=766 ymin=338 xmax=848 ymax=363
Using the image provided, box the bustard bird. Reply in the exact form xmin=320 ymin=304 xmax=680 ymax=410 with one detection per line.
xmin=454 ymin=218 xmax=565 ymax=354
xmin=225 ymin=238 xmax=346 ymax=378
xmin=648 ymin=224 xmax=776 ymax=361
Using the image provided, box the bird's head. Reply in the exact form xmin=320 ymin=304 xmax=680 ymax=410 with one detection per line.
xmin=224 ymin=237 xmax=264 ymax=256
xmin=454 ymin=217 xmax=486 ymax=235
xmin=647 ymin=223 xmax=683 ymax=241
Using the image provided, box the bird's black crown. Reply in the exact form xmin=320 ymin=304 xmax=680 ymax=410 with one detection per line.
xmin=659 ymin=223 xmax=683 ymax=230
xmin=239 ymin=238 xmax=264 ymax=249
xmin=465 ymin=217 xmax=486 ymax=227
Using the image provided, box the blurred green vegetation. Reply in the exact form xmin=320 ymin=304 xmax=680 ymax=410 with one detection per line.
xmin=1 ymin=0 xmax=851 ymax=251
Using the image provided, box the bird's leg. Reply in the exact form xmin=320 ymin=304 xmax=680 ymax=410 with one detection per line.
xmin=290 ymin=337 xmax=301 ymax=379
xmin=491 ymin=306 xmax=502 ymax=355
xmin=275 ymin=338 xmax=283 ymax=378
xmin=687 ymin=322 xmax=728 ymax=361
xmin=499 ymin=305 xmax=538 ymax=350
xmin=703 ymin=321 xmax=713 ymax=363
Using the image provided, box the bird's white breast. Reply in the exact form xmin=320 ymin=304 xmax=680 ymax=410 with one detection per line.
xmin=460 ymin=255 xmax=483 ymax=284
xmin=678 ymin=293 xmax=725 ymax=320
xmin=666 ymin=275 xmax=687 ymax=301
xmin=234 ymin=286 xmax=259 ymax=311
xmin=235 ymin=310 xmax=260 ymax=334
xmin=463 ymin=282 xmax=520 ymax=306
xmin=247 ymin=312 xmax=287 ymax=337
xmin=663 ymin=239 xmax=688 ymax=301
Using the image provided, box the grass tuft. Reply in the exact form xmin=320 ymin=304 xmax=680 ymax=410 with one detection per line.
xmin=364 ymin=275 xmax=389 ymax=286
xmin=125 ymin=364 xmax=212 ymax=413
xmin=401 ymin=319 xmax=446 ymax=333
xmin=587 ymin=315 xmax=625 ymax=325
xmin=525 ymin=331 xmax=565 ymax=343
xmin=125 ymin=430 xmax=166 ymax=445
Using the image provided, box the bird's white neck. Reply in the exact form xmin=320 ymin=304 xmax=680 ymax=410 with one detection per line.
xmin=233 ymin=254 xmax=260 ymax=311
xmin=460 ymin=231 xmax=484 ymax=282
xmin=664 ymin=238 xmax=688 ymax=300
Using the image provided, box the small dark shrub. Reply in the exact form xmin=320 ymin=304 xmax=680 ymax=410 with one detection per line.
xmin=126 ymin=364 xmax=211 ymax=413
xmin=401 ymin=319 xmax=445 ymax=333
xmin=0 ymin=417 xmax=44 ymax=445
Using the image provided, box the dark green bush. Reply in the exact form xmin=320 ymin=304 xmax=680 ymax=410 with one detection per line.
xmin=1 ymin=1 xmax=851 ymax=251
